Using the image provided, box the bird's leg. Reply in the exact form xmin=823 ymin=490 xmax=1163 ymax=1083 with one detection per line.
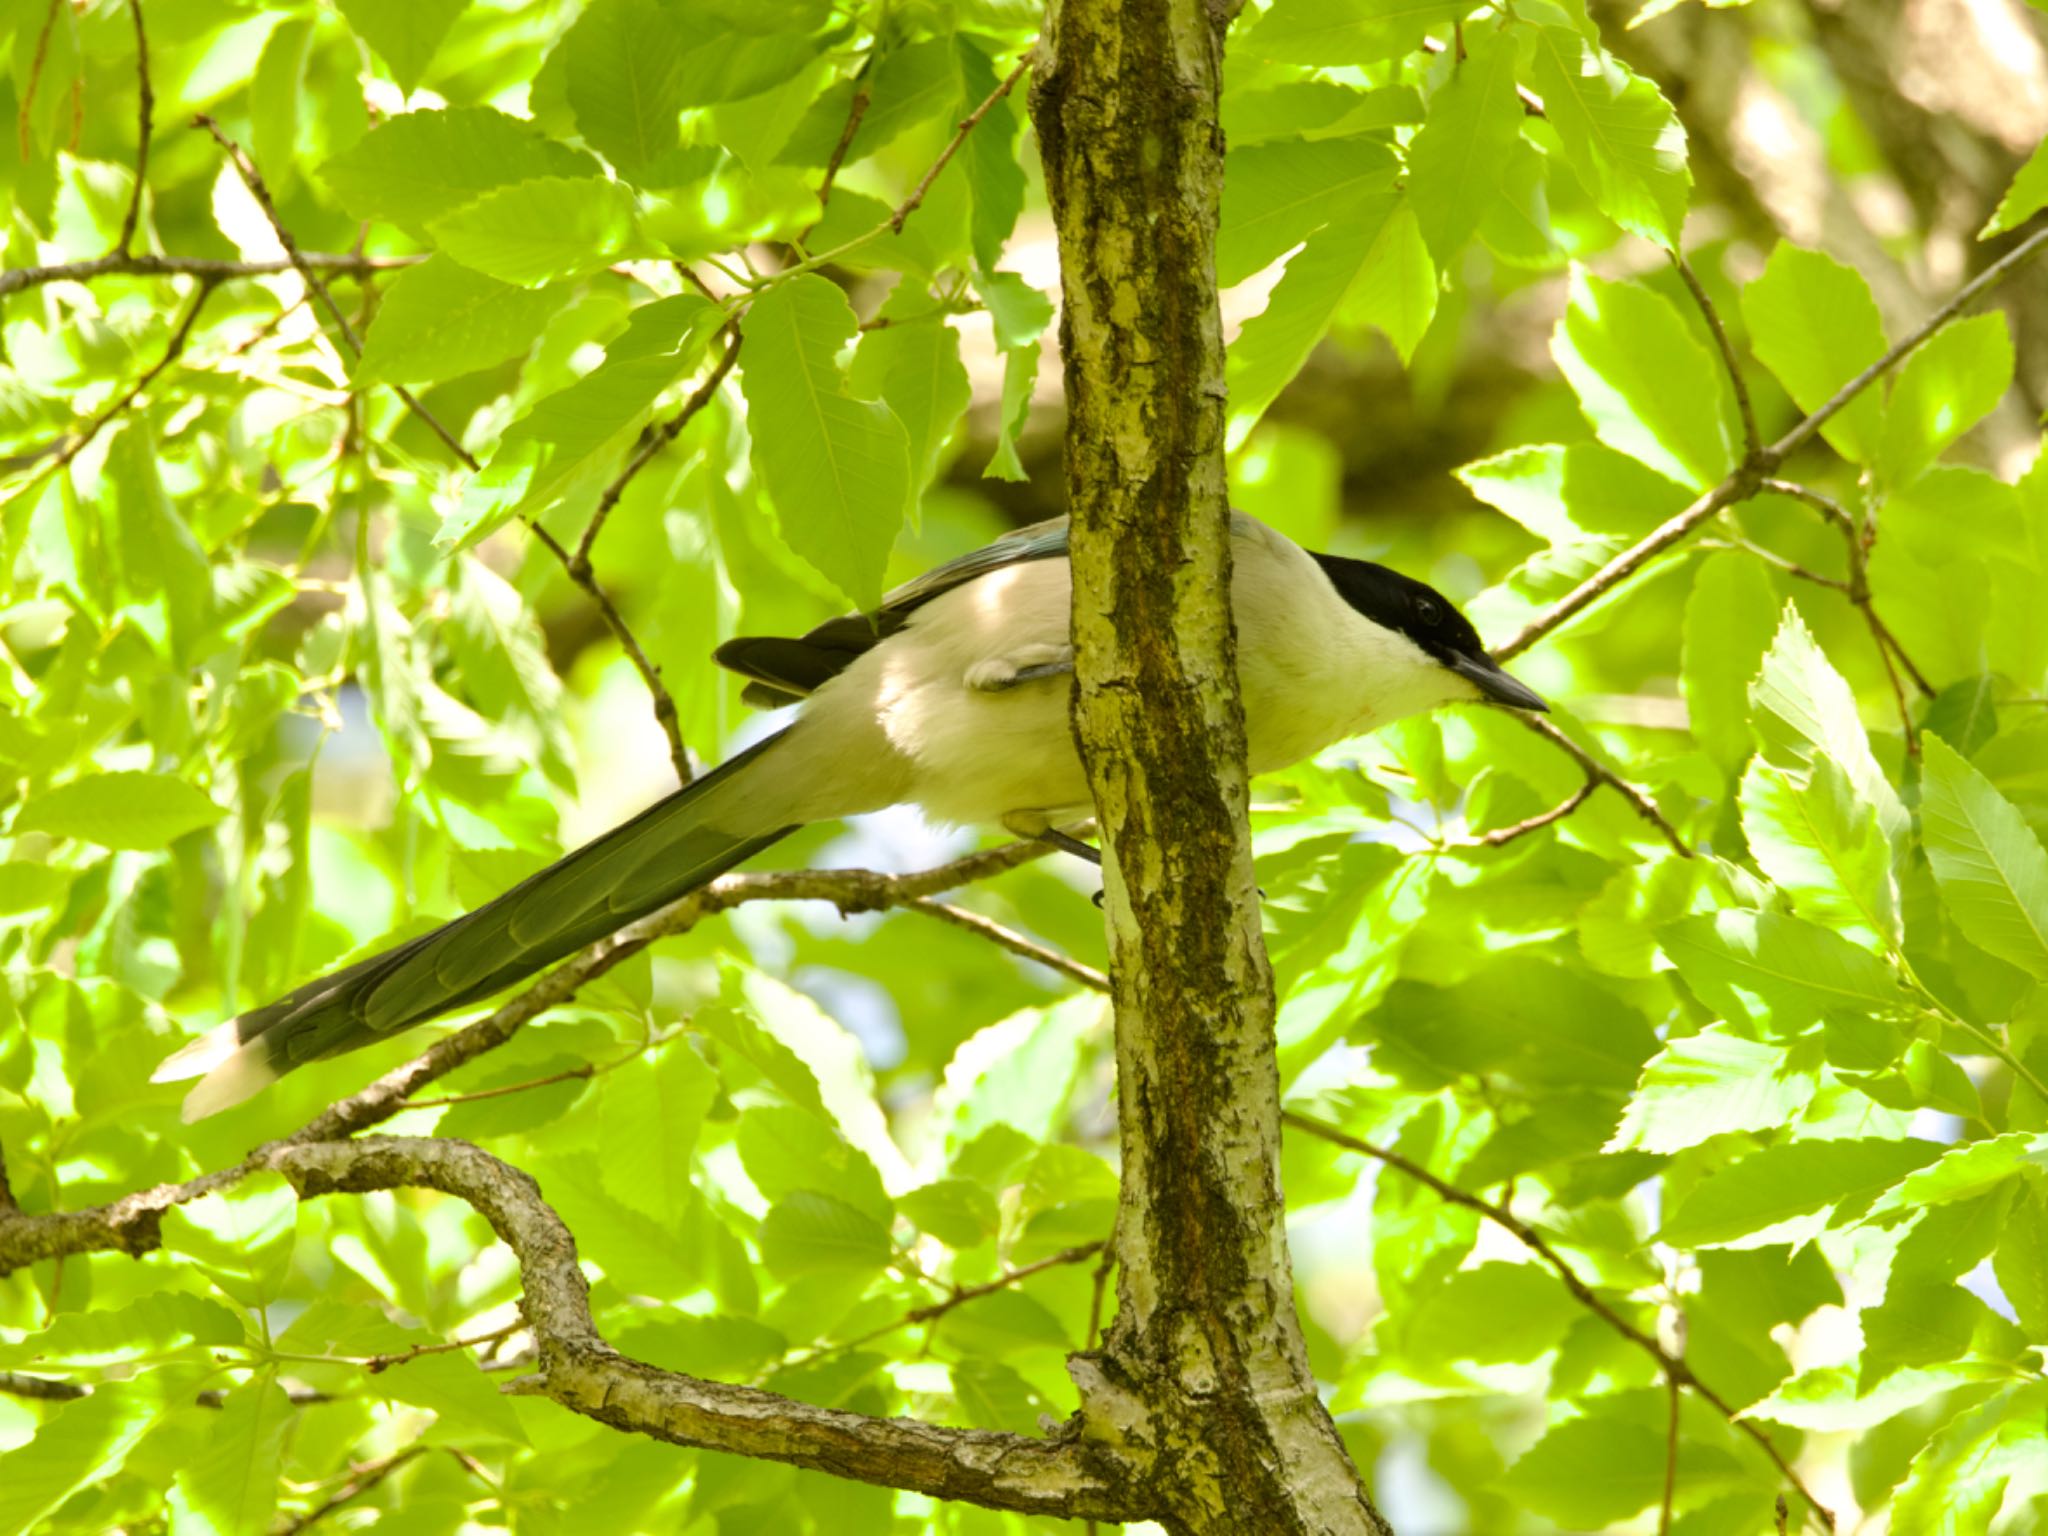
xmin=1036 ymin=828 xmax=1102 ymax=867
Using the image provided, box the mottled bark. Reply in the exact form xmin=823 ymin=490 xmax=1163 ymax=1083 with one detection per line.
xmin=1029 ymin=2 xmax=1392 ymax=1531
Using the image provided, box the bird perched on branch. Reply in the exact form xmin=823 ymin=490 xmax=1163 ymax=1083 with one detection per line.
xmin=155 ymin=513 xmax=1545 ymax=1118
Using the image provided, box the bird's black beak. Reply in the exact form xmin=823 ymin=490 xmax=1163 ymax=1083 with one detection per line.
xmin=1449 ymin=652 xmax=1548 ymax=712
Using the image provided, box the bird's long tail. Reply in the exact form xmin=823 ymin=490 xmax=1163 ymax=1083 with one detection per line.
xmin=154 ymin=728 xmax=802 ymax=1120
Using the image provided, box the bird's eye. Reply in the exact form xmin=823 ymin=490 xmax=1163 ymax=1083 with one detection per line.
xmin=1415 ymin=596 xmax=1440 ymax=625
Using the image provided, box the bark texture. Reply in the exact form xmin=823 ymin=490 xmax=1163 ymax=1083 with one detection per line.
xmin=1029 ymin=2 xmax=1393 ymax=1531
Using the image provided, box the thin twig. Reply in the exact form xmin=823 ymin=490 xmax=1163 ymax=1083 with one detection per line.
xmin=1769 ymin=224 xmax=2048 ymax=465
xmin=529 ymin=520 xmax=694 ymax=785
xmin=1672 ymin=251 xmax=1759 ymax=462
xmin=194 ymin=115 xmax=480 ymax=472
xmin=893 ymin=60 xmax=1028 ymax=232
xmin=1500 ymin=224 xmax=2048 ymax=660
xmin=906 ymin=897 xmax=1109 ymax=991
xmin=16 ymin=278 xmax=217 ymax=496
xmin=0 ymin=250 xmax=419 ymax=299
xmin=813 ymin=57 xmax=876 ymax=215
xmin=15 ymin=0 xmax=60 ymax=162
xmin=113 ymin=0 xmax=152 ymax=257
xmin=1283 ymin=1112 xmax=1835 ymax=1533
xmin=276 ymin=1447 xmax=427 ymax=1536
xmin=1659 ymin=1368 xmax=1681 ymax=1536
xmin=573 ymin=332 xmax=742 ymax=575
xmin=361 ymin=1322 xmax=523 ymax=1375
xmin=1519 ymin=716 xmax=1692 ymax=856
xmin=1458 ymin=779 xmax=1596 ymax=849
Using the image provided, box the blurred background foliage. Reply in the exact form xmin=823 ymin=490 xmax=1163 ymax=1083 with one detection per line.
xmin=1 ymin=0 xmax=2047 ymax=1531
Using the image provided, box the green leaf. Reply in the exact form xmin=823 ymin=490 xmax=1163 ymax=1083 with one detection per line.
xmin=376 ymin=1351 xmax=530 ymax=1443
xmin=1982 ymin=135 xmax=2048 ymax=238
xmin=1682 ymin=551 xmax=1780 ymax=768
xmin=781 ymin=40 xmax=959 ymax=170
xmin=1738 ymin=244 xmax=1888 ymax=465
xmin=1407 ymin=24 xmax=1524 ymax=266
xmin=950 ymin=1357 xmax=1047 ymax=1434
xmin=446 ymin=557 xmax=576 ymax=791
xmin=982 ymin=338 xmax=1039 ymax=481
xmin=320 ymin=108 xmax=600 ymax=237
xmin=1342 ymin=195 xmax=1438 ymax=365
xmin=0 ymin=1387 xmax=162 ymax=1536
xmin=427 ymin=176 xmax=638 ymax=287
xmin=1889 ymin=1386 xmax=2046 ymax=1536
xmin=159 ymin=1174 xmax=300 ymax=1309
xmin=354 ymin=255 xmax=572 ymax=387
xmin=958 ymin=37 xmax=1026 ymax=272
xmin=1994 ymin=1187 xmax=2048 ymax=1341
xmin=598 ymin=1042 xmax=718 ymax=1226
xmin=0 ymin=1291 xmax=243 ymax=1368
xmin=0 ymin=860 xmax=68 ymax=916
xmin=737 ymin=1104 xmax=892 ymax=1228
xmin=1243 ymin=0 xmax=1472 ymax=66
xmin=1877 ymin=313 xmax=2015 ymax=488
xmin=1659 ymin=909 xmax=1913 ymax=1032
xmin=561 ymin=0 xmax=687 ymax=174
xmin=849 ymin=306 xmax=972 ymax=498
xmin=1226 ymin=194 xmax=1399 ymax=449
xmin=178 ymin=1375 xmax=290 ymax=1536
xmin=1611 ymin=1027 xmax=1817 ymax=1154
xmin=1861 ymin=1281 xmax=2026 ymax=1391
xmin=1919 ymin=733 xmax=2048 ymax=980
xmin=1658 ymin=1137 xmax=1942 ymax=1247
xmin=1403 ymin=1262 xmax=1580 ymax=1363
xmin=1740 ymin=757 xmax=1900 ymax=947
xmin=739 ymin=274 xmax=911 ymax=609
xmin=757 ymin=1191 xmax=894 ymax=1278
xmin=1553 ymin=268 xmax=1736 ymax=488
xmin=899 ymin=1179 xmax=999 ymax=1249
xmin=1750 ymin=603 xmax=1908 ymax=848
xmin=13 ymin=771 xmax=225 ymax=850
xmin=335 ymin=0 xmax=468 ymax=94
xmin=1217 ymin=136 xmax=1399 ymax=287
xmin=1526 ymin=26 xmax=1689 ymax=247
xmin=1498 ymin=1416 xmax=1741 ymax=1528
xmin=1861 ymin=1132 xmax=2045 ymax=1220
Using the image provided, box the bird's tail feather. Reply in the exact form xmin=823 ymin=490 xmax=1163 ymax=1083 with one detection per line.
xmin=154 ymin=728 xmax=802 ymax=1120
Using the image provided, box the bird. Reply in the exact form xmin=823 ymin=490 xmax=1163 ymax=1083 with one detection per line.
xmin=154 ymin=512 xmax=1545 ymax=1119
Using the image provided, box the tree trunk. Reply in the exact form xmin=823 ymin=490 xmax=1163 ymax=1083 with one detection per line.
xmin=1029 ymin=2 xmax=1394 ymax=1531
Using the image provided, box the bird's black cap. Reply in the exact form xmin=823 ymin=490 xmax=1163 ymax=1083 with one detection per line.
xmin=1310 ymin=553 xmax=1547 ymax=712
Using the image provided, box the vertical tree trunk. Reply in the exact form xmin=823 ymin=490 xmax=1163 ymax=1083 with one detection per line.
xmin=1029 ymin=3 xmax=1394 ymax=1532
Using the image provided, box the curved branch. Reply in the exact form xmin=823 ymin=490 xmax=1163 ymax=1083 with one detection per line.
xmin=269 ymin=1137 xmax=1146 ymax=1521
xmin=0 ymin=252 xmax=422 ymax=300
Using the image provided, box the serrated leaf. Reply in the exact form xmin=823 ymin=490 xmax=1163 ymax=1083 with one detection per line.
xmin=320 ymin=107 xmax=600 ymax=236
xmin=598 ymin=1042 xmax=718 ymax=1226
xmin=177 ymin=1375 xmax=290 ymax=1536
xmin=447 ymin=556 xmax=576 ymax=790
xmin=1343 ymin=195 xmax=1437 ymax=364
xmin=561 ymin=0 xmax=687 ymax=174
xmin=958 ymin=37 xmax=1026 ymax=272
xmin=780 ymin=40 xmax=958 ymax=170
xmin=1889 ymin=1386 xmax=2045 ymax=1536
xmin=1611 ymin=1027 xmax=1817 ymax=1153
xmin=1226 ymin=194 xmax=1397 ymax=449
xmin=1682 ymin=550 xmax=1780 ymax=767
xmin=0 ymin=1291 xmax=243 ymax=1367
xmin=1527 ymin=26 xmax=1689 ymax=246
xmin=1861 ymin=1132 xmax=2043 ymax=1221
xmin=1659 ymin=908 xmax=1912 ymax=1032
xmin=757 ymin=1190 xmax=893 ymax=1278
xmin=949 ymin=1357 xmax=1046 ymax=1434
xmin=737 ymin=1104 xmax=892 ymax=1227
xmin=1658 ymin=1137 xmax=1941 ymax=1247
xmin=354 ymin=255 xmax=572 ymax=387
xmin=13 ymin=771 xmax=225 ymax=850
xmin=1919 ymin=733 xmax=2048 ymax=979
xmin=427 ymin=176 xmax=637 ymax=287
xmin=1994 ymin=1188 xmax=2048 ymax=1341
xmin=1404 ymin=1262 xmax=1580 ymax=1363
xmin=1498 ymin=1416 xmax=1742 ymax=1527
xmin=377 ymin=1351 xmax=530 ymax=1443
xmin=335 ymin=0 xmax=468 ymax=94
xmin=1749 ymin=603 xmax=1908 ymax=848
xmin=1407 ymin=24 xmax=1524 ymax=265
xmin=899 ymin=1179 xmax=999 ymax=1249
xmin=850 ymin=308 xmax=972 ymax=498
xmin=1740 ymin=756 xmax=1900 ymax=947
xmin=1982 ymin=135 xmax=2048 ymax=238
xmin=982 ymin=338 xmax=1038 ymax=481
xmin=1738 ymin=244 xmax=1888 ymax=465
xmin=1218 ymin=135 xmax=1399 ymax=287
xmin=1553 ymin=268 xmax=1736 ymax=488
xmin=740 ymin=275 xmax=911 ymax=609
xmin=1243 ymin=0 xmax=1472 ymax=66
xmin=1878 ymin=313 xmax=2014 ymax=488
xmin=0 ymin=1387 xmax=162 ymax=1536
